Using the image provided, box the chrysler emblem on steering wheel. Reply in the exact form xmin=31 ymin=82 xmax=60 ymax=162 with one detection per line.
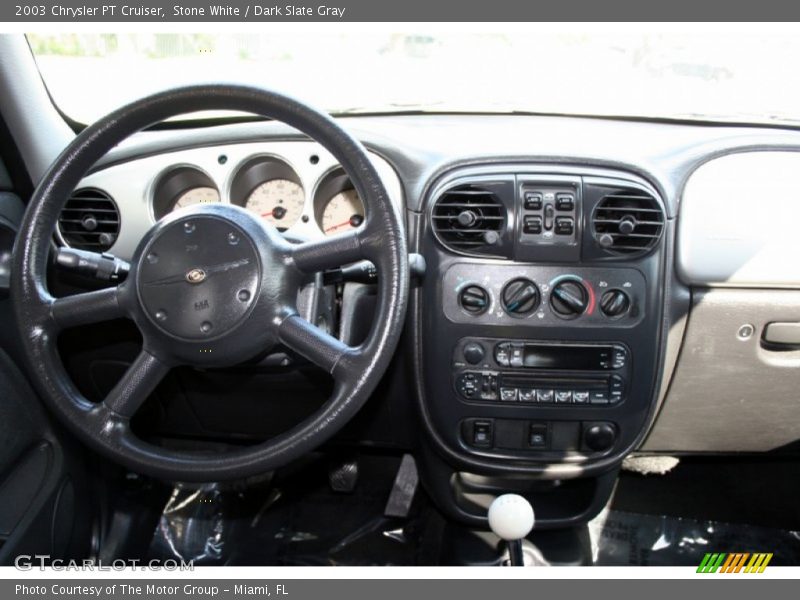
xmin=185 ymin=268 xmax=207 ymax=284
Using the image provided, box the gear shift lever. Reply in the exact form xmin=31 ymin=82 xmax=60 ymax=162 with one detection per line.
xmin=488 ymin=494 xmax=535 ymax=566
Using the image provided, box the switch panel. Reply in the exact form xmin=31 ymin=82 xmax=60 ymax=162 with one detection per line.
xmin=518 ymin=182 xmax=579 ymax=248
xmin=461 ymin=418 xmax=610 ymax=455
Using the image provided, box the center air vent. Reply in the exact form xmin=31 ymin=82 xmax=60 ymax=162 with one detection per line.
xmin=58 ymin=188 xmax=120 ymax=251
xmin=431 ymin=184 xmax=508 ymax=257
xmin=592 ymin=188 xmax=664 ymax=255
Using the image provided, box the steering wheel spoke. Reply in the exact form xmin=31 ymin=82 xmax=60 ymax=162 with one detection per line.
xmin=50 ymin=285 xmax=125 ymax=330
xmin=103 ymin=350 xmax=171 ymax=418
xmin=278 ymin=313 xmax=355 ymax=375
xmin=290 ymin=229 xmax=375 ymax=274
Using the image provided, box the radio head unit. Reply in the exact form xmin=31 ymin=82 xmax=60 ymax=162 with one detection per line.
xmin=452 ymin=338 xmax=631 ymax=407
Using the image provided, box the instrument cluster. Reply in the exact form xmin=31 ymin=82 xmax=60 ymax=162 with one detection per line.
xmin=152 ymin=155 xmax=365 ymax=238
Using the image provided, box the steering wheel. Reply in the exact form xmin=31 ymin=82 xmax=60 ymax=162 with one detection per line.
xmin=10 ymin=85 xmax=409 ymax=482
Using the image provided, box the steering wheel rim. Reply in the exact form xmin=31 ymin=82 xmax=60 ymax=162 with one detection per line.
xmin=10 ymin=85 xmax=409 ymax=482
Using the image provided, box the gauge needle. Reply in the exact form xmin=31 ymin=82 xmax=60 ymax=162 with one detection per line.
xmin=325 ymin=219 xmax=352 ymax=232
xmin=261 ymin=210 xmax=275 ymax=217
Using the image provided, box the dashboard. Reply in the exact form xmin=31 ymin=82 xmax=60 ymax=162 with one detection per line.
xmin=43 ymin=113 xmax=800 ymax=528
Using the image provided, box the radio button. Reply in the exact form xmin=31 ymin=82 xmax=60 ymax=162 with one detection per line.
xmin=555 ymin=390 xmax=573 ymax=403
xmin=494 ymin=343 xmax=511 ymax=367
xmin=590 ymin=390 xmax=610 ymax=404
xmin=612 ymin=348 xmax=627 ymax=368
xmin=573 ymin=390 xmax=590 ymax=404
xmin=457 ymin=373 xmax=479 ymax=399
xmin=510 ymin=345 xmax=525 ymax=367
xmin=519 ymin=388 xmax=536 ymax=402
xmin=500 ymin=387 xmax=519 ymax=402
xmin=536 ymin=389 xmax=555 ymax=403
xmin=463 ymin=342 xmax=485 ymax=365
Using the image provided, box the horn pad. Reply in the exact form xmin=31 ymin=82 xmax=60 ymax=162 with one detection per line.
xmin=136 ymin=215 xmax=261 ymax=341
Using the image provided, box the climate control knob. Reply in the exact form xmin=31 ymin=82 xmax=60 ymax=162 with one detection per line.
xmin=549 ymin=280 xmax=588 ymax=318
xmin=600 ymin=289 xmax=631 ymax=318
xmin=501 ymin=278 xmax=540 ymax=316
xmin=459 ymin=284 xmax=490 ymax=315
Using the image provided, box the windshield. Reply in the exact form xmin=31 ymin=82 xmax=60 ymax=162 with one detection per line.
xmin=26 ymin=31 xmax=800 ymax=126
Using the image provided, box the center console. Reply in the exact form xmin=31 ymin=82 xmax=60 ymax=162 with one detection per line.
xmin=412 ymin=164 xmax=667 ymax=527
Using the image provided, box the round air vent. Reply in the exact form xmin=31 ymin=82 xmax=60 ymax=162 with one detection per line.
xmin=431 ymin=184 xmax=508 ymax=257
xmin=592 ymin=189 xmax=664 ymax=256
xmin=58 ymin=188 xmax=120 ymax=251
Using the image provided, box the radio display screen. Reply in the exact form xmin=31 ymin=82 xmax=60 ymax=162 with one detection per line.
xmin=523 ymin=345 xmax=609 ymax=370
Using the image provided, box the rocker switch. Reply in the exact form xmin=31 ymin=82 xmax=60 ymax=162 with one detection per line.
xmin=543 ymin=204 xmax=555 ymax=230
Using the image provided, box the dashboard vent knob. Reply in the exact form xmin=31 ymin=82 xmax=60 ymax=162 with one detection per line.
xmin=58 ymin=188 xmax=120 ymax=252
xmin=432 ymin=184 xmax=508 ymax=257
xmin=591 ymin=189 xmax=663 ymax=256
xmin=457 ymin=209 xmax=478 ymax=227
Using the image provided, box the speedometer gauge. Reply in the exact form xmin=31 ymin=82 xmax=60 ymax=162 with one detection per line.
xmin=245 ymin=179 xmax=305 ymax=231
xmin=321 ymin=189 xmax=365 ymax=236
xmin=174 ymin=186 xmax=220 ymax=210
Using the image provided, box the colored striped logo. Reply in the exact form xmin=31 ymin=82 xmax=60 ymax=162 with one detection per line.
xmin=697 ymin=553 xmax=773 ymax=573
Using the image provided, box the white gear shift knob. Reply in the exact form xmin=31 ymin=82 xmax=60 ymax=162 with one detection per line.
xmin=488 ymin=494 xmax=535 ymax=541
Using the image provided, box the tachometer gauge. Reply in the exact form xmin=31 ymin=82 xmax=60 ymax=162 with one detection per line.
xmin=245 ymin=179 xmax=305 ymax=231
xmin=321 ymin=189 xmax=365 ymax=236
xmin=174 ymin=186 xmax=220 ymax=210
